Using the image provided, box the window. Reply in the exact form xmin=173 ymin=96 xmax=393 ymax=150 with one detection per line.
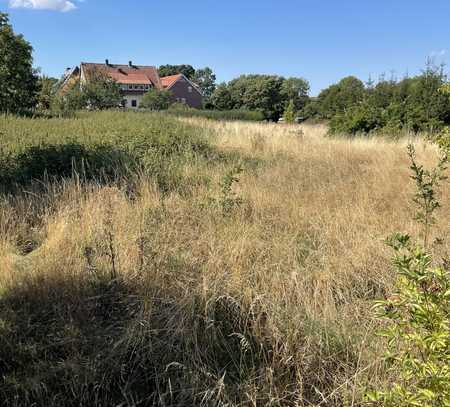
xmin=181 ymin=98 xmax=186 ymax=104
xmin=131 ymin=100 xmax=137 ymax=107
xmin=188 ymin=86 xmax=193 ymax=93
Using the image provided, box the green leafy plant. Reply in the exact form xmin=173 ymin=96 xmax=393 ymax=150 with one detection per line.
xmin=218 ymin=165 xmax=244 ymax=216
xmin=366 ymin=144 xmax=449 ymax=406
xmin=283 ymin=99 xmax=296 ymax=123
xmin=140 ymin=88 xmax=173 ymax=110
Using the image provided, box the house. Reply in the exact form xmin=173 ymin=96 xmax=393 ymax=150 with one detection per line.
xmin=160 ymin=74 xmax=202 ymax=109
xmin=59 ymin=60 xmax=203 ymax=109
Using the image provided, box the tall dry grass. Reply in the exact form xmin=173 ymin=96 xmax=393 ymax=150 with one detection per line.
xmin=0 ymin=114 xmax=448 ymax=406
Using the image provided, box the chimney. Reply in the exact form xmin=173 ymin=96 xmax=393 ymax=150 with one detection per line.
xmin=128 ymin=60 xmax=133 ymax=68
xmin=105 ymin=59 xmax=109 ymax=66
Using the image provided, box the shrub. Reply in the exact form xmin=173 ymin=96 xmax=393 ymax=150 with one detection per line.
xmin=283 ymin=100 xmax=295 ymax=123
xmin=366 ymin=144 xmax=449 ymax=406
xmin=140 ymin=88 xmax=173 ymax=110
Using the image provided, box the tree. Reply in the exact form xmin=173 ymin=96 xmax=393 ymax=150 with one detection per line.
xmin=316 ymin=76 xmax=366 ymax=119
xmin=0 ymin=13 xmax=39 ymax=113
xmin=140 ymin=88 xmax=172 ymax=110
xmin=211 ymin=83 xmax=233 ymax=110
xmin=82 ymin=70 xmax=122 ymax=110
xmin=37 ymin=76 xmax=58 ymax=110
xmin=283 ymin=100 xmax=295 ymax=123
xmin=226 ymin=75 xmax=285 ymax=120
xmin=192 ymin=67 xmax=216 ymax=99
xmin=281 ymin=77 xmax=310 ymax=112
xmin=158 ymin=64 xmax=195 ymax=79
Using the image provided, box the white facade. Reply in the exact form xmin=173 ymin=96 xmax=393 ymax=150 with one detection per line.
xmin=122 ymin=93 xmax=145 ymax=109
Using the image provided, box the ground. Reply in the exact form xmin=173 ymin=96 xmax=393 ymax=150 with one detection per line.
xmin=0 ymin=112 xmax=448 ymax=406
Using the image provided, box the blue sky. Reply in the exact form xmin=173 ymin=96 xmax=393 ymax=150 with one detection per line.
xmin=1 ymin=0 xmax=450 ymax=95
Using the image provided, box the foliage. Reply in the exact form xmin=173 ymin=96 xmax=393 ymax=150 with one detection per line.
xmin=0 ymin=111 xmax=213 ymax=194
xmin=407 ymin=145 xmax=448 ymax=248
xmin=310 ymin=64 xmax=450 ymax=135
xmin=210 ymin=74 xmax=310 ymax=121
xmin=192 ymin=67 xmax=216 ymax=100
xmin=82 ymin=70 xmax=123 ymax=110
xmin=206 ymin=165 xmax=244 ymax=216
xmin=366 ymin=144 xmax=449 ymax=406
xmin=283 ymin=99 xmax=296 ymax=123
xmin=51 ymin=80 xmax=86 ymax=117
xmin=280 ymin=77 xmax=310 ymax=112
xmin=210 ymin=83 xmax=233 ymax=110
xmin=219 ymin=165 xmax=243 ymax=215
xmin=37 ymin=76 xmax=58 ymax=110
xmin=316 ymin=76 xmax=366 ymax=119
xmin=158 ymin=64 xmax=196 ymax=79
xmin=140 ymin=88 xmax=173 ymax=110
xmin=168 ymin=107 xmax=264 ymax=121
xmin=0 ymin=12 xmax=39 ymax=113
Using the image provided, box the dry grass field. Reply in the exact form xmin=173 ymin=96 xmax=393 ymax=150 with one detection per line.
xmin=0 ymin=112 xmax=448 ymax=406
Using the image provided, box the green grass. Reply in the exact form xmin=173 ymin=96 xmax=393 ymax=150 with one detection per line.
xmin=0 ymin=111 xmax=217 ymax=194
xmin=166 ymin=108 xmax=265 ymax=122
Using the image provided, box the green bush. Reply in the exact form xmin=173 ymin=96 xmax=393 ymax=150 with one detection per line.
xmin=366 ymin=144 xmax=449 ymax=406
xmin=282 ymin=100 xmax=295 ymax=123
xmin=304 ymin=63 xmax=450 ymax=135
xmin=140 ymin=88 xmax=172 ymax=110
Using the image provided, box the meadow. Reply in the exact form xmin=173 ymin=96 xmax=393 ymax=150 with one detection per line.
xmin=0 ymin=111 xmax=448 ymax=406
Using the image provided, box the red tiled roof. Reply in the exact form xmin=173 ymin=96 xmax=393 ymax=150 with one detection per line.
xmin=81 ymin=62 xmax=162 ymax=88
xmin=160 ymin=74 xmax=182 ymax=88
xmin=109 ymin=72 xmax=152 ymax=85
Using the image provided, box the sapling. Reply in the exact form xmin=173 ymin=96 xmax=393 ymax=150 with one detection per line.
xmin=366 ymin=144 xmax=449 ymax=406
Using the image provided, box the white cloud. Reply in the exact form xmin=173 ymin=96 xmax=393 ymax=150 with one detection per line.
xmin=9 ymin=0 xmax=77 ymax=12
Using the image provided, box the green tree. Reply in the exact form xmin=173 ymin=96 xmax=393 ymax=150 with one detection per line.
xmin=140 ymin=88 xmax=172 ymax=110
xmin=158 ymin=64 xmax=195 ymax=79
xmin=283 ymin=100 xmax=295 ymax=123
xmin=82 ymin=70 xmax=122 ymax=110
xmin=192 ymin=67 xmax=216 ymax=99
xmin=211 ymin=83 xmax=234 ymax=110
xmin=404 ymin=63 xmax=450 ymax=132
xmin=227 ymin=75 xmax=285 ymax=120
xmin=0 ymin=13 xmax=39 ymax=113
xmin=37 ymin=75 xmax=58 ymax=110
xmin=51 ymin=79 xmax=86 ymax=116
xmin=316 ymin=76 xmax=366 ymax=119
xmin=281 ymin=77 xmax=310 ymax=112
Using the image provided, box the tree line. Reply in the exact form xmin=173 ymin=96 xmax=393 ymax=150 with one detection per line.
xmin=304 ymin=67 xmax=450 ymax=134
xmin=2 ymin=11 xmax=450 ymax=135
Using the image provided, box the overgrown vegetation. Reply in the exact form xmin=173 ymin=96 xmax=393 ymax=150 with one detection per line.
xmin=210 ymin=74 xmax=309 ymax=121
xmin=0 ymin=111 xmax=214 ymax=194
xmin=1 ymin=112 xmax=448 ymax=405
xmin=167 ymin=106 xmax=265 ymax=121
xmin=367 ymin=144 xmax=449 ymax=406
xmin=0 ymin=12 xmax=39 ymax=114
xmin=302 ymin=64 xmax=450 ymax=135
